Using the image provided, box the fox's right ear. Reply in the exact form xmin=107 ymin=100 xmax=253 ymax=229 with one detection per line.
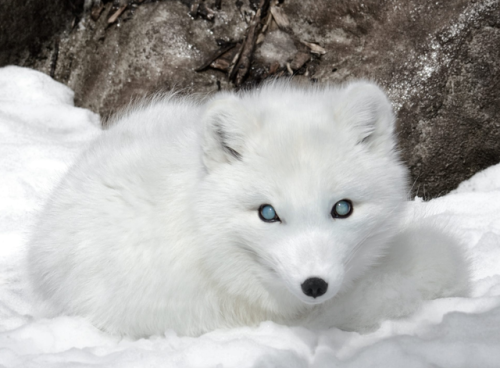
xmin=337 ymin=81 xmax=397 ymax=154
xmin=201 ymin=95 xmax=256 ymax=172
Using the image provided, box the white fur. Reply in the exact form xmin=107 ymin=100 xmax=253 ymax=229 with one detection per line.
xmin=28 ymin=80 xmax=469 ymax=337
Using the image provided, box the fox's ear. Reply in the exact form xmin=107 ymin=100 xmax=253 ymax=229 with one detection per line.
xmin=338 ymin=81 xmax=396 ymax=153
xmin=201 ymin=94 xmax=256 ymax=172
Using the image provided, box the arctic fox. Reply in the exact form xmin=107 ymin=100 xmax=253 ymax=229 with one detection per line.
xmin=28 ymin=80 xmax=468 ymax=337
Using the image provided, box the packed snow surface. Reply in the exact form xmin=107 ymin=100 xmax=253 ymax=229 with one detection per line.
xmin=1 ymin=66 xmax=499 ymax=367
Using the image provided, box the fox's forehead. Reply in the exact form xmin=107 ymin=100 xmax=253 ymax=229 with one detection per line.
xmin=242 ymin=98 xmax=361 ymax=159
xmin=240 ymin=129 xmax=399 ymax=206
xmin=243 ymin=142 xmax=372 ymax=203
xmin=248 ymin=95 xmax=339 ymax=126
xmin=247 ymin=118 xmax=363 ymax=171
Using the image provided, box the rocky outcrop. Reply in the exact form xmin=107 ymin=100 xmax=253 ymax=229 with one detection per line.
xmin=1 ymin=0 xmax=499 ymax=198
xmin=0 ymin=0 xmax=73 ymax=69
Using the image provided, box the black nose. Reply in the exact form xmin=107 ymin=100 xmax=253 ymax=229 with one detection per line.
xmin=301 ymin=277 xmax=328 ymax=298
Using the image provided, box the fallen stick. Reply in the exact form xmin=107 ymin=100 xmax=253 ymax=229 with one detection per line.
xmin=228 ymin=0 xmax=270 ymax=86
xmin=195 ymin=42 xmax=238 ymax=72
xmin=269 ymin=6 xmax=291 ymax=33
xmin=108 ymin=5 xmax=127 ymax=24
xmin=300 ymin=40 xmax=327 ymax=55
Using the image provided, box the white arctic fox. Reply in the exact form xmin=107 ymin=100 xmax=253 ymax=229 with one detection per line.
xmin=28 ymin=80 xmax=469 ymax=337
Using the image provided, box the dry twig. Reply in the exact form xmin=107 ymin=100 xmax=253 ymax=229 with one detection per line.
xmin=108 ymin=5 xmax=127 ymax=24
xmin=300 ymin=40 xmax=327 ymax=55
xmin=198 ymin=2 xmax=216 ymax=20
xmin=190 ymin=0 xmax=201 ymax=18
xmin=290 ymin=52 xmax=311 ymax=71
xmin=228 ymin=0 xmax=270 ymax=86
xmin=50 ymin=38 xmax=59 ymax=78
xmin=91 ymin=5 xmax=105 ymax=21
xmin=269 ymin=6 xmax=291 ymax=32
xmin=195 ymin=42 xmax=238 ymax=72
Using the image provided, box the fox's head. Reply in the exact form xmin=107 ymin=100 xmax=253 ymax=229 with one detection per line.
xmin=195 ymin=81 xmax=408 ymax=312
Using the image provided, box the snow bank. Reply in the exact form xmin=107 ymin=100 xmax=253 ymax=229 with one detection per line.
xmin=0 ymin=66 xmax=499 ymax=367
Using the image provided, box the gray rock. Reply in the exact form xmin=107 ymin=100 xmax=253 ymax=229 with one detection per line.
xmin=0 ymin=0 xmax=72 ymax=69
xmin=1 ymin=0 xmax=499 ymax=198
xmin=284 ymin=0 xmax=500 ymax=198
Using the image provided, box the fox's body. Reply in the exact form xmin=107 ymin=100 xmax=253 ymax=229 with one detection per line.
xmin=28 ymin=81 xmax=468 ymax=337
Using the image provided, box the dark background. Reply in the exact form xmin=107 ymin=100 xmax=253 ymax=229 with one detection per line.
xmin=1 ymin=0 xmax=499 ymax=198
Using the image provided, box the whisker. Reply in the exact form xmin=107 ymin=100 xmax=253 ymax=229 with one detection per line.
xmin=408 ymin=173 xmax=420 ymax=200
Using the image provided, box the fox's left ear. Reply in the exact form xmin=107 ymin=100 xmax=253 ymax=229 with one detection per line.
xmin=201 ymin=94 xmax=257 ymax=172
xmin=338 ymin=81 xmax=396 ymax=153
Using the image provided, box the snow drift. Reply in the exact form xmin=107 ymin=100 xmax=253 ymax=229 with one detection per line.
xmin=0 ymin=66 xmax=499 ymax=368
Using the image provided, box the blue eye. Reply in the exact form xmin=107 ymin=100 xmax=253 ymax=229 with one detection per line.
xmin=259 ymin=204 xmax=280 ymax=223
xmin=332 ymin=200 xmax=352 ymax=218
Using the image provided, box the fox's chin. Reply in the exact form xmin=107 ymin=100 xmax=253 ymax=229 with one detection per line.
xmin=298 ymin=297 xmax=329 ymax=305
xmin=289 ymin=288 xmax=338 ymax=305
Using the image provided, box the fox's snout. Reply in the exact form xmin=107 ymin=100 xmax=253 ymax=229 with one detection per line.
xmin=301 ymin=277 xmax=328 ymax=298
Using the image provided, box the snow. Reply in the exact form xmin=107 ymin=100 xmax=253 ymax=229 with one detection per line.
xmin=1 ymin=66 xmax=499 ymax=367
xmin=257 ymin=30 xmax=298 ymax=67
